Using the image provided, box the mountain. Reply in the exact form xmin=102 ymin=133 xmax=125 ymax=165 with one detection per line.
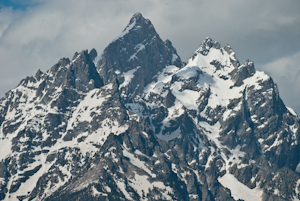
xmin=0 ymin=12 xmax=300 ymax=201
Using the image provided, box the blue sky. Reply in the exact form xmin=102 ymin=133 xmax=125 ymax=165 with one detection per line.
xmin=0 ymin=0 xmax=38 ymax=10
xmin=0 ymin=0 xmax=300 ymax=115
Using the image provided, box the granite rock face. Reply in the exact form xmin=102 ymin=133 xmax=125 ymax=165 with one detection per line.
xmin=97 ymin=13 xmax=182 ymax=102
xmin=0 ymin=13 xmax=300 ymax=201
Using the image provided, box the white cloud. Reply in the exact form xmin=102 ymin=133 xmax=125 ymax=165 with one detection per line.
xmin=0 ymin=7 xmax=23 ymax=38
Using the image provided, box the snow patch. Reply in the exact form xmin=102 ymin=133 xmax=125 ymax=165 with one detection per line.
xmin=122 ymin=148 xmax=156 ymax=178
xmin=92 ymin=185 xmax=107 ymax=197
xmin=0 ymin=138 xmax=12 ymax=161
xmin=287 ymin=106 xmax=298 ymax=117
xmin=157 ymin=127 xmax=181 ymax=142
xmin=129 ymin=44 xmax=145 ymax=61
xmin=116 ymin=179 xmax=133 ymax=200
xmin=120 ymin=66 xmax=141 ymax=89
xmin=129 ymin=171 xmax=174 ymax=200
xmin=172 ymin=54 xmax=178 ymax=62
xmin=218 ymin=173 xmax=263 ymax=201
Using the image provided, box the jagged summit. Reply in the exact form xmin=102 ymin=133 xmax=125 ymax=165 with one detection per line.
xmin=15 ymin=49 xmax=102 ymax=95
xmin=113 ymin=12 xmax=155 ymax=43
xmin=97 ymin=13 xmax=182 ymax=100
xmin=124 ymin=12 xmax=151 ymax=30
xmin=132 ymin=12 xmax=143 ymax=20
xmin=191 ymin=37 xmax=240 ymax=68
xmin=198 ymin=37 xmax=221 ymax=54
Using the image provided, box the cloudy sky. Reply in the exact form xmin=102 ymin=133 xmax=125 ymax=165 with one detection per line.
xmin=1 ymin=0 xmax=300 ymax=114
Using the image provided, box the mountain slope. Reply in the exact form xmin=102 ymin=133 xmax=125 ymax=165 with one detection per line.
xmin=0 ymin=13 xmax=300 ymax=201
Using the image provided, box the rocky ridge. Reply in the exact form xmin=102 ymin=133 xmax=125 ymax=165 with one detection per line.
xmin=0 ymin=13 xmax=299 ymax=201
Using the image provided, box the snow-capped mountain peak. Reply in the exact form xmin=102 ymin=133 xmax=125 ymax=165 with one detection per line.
xmin=0 ymin=13 xmax=300 ymax=201
xmin=197 ymin=37 xmax=221 ymax=55
xmin=189 ymin=37 xmax=240 ymax=68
